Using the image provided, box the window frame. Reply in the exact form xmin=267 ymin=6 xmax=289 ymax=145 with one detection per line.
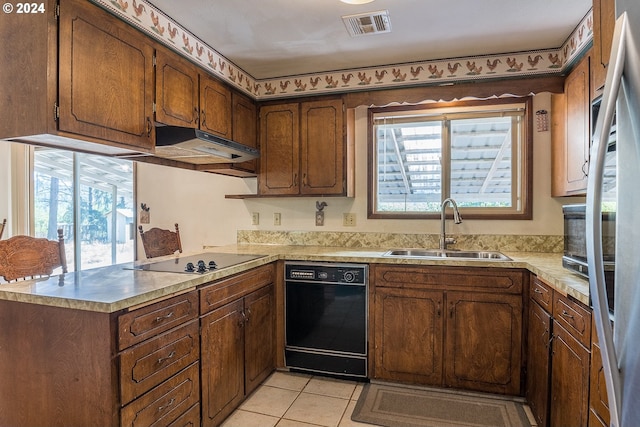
xmin=367 ymin=97 xmax=533 ymax=220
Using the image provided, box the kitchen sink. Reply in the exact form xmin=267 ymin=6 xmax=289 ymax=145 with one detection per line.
xmin=382 ymin=249 xmax=512 ymax=261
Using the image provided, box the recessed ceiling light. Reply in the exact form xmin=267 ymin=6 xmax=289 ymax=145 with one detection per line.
xmin=341 ymin=0 xmax=375 ymax=4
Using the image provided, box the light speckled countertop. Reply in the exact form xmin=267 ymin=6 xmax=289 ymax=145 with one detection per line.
xmin=0 ymin=244 xmax=589 ymax=312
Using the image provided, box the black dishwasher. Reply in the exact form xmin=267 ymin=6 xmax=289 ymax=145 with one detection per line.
xmin=285 ymin=261 xmax=368 ymax=378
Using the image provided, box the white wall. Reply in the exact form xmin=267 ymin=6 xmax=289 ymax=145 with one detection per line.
xmin=135 ymin=162 xmax=257 ymax=256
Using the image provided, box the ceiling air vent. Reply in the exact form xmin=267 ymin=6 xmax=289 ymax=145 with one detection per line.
xmin=342 ymin=10 xmax=391 ymax=37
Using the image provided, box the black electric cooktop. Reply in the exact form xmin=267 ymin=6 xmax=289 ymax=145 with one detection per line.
xmin=132 ymin=252 xmax=264 ymax=274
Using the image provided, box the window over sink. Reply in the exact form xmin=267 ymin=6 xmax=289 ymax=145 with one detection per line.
xmin=368 ymin=97 xmax=533 ymax=219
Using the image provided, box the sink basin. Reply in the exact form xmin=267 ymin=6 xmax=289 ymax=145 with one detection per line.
xmin=382 ymin=249 xmax=512 ymax=261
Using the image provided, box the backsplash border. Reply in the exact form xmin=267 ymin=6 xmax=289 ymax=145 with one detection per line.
xmin=237 ymin=230 xmax=563 ymax=253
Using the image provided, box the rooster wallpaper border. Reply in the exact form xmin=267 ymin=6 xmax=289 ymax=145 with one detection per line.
xmin=91 ymin=0 xmax=593 ymax=100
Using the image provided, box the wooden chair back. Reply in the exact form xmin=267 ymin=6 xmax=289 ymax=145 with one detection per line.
xmin=0 ymin=228 xmax=68 ymax=282
xmin=0 ymin=219 xmax=6 ymax=239
xmin=138 ymin=223 xmax=182 ymax=258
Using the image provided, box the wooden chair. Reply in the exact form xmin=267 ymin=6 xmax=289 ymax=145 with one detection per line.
xmin=138 ymin=223 xmax=182 ymax=258
xmin=0 ymin=228 xmax=68 ymax=282
xmin=0 ymin=219 xmax=6 ymax=239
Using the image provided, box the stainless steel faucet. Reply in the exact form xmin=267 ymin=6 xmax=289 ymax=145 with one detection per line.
xmin=440 ymin=198 xmax=463 ymax=250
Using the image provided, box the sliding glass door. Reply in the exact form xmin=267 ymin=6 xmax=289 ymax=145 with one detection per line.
xmin=33 ymin=147 xmax=135 ymax=271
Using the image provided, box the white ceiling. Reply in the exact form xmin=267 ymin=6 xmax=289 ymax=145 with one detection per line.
xmin=147 ymin=0 xmax=592 ymax=80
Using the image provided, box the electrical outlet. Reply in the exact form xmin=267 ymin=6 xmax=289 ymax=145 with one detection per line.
xmin=343 ymin=213 xmax=356 ymax=226
xmin=274 ymin=212 xmax=281 ymax=226
xmin=251 ymin=212 xmax=259 ymax=225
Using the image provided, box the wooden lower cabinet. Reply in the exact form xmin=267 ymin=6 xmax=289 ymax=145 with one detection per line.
xmin=445 ymin=291 xmax=522 ymax=394
xmin=526 ymin=275 xmax=592 ymax=427
xmin=589 ymin=341 xmax=611 ymax=427
xmin=201 ymin=284 xmax=275 ymax=427
xmin=374 ymin=287 xmax=444 ymax=385
xmin=526 ymin=300 xmax=552 ymax=427
xmin=372 ymin=265 xmax=524 ymax=395
xmin=550 ymin=323 xmax=591 ymax=427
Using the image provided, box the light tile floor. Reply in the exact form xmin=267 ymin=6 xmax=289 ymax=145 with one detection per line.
xmin=221 ymin=370 xmax=377 ymax=427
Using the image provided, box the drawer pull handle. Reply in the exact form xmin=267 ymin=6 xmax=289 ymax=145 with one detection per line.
xmin=155 ymin=312 xmax=174 ymax=323
xmin=561 ymin=310 xmax=574 ymax=319
xmin=158 ymin=398 xmax=175 ymax=412
xmin=533 ymin=288 xmax=543 ymax=294
xmin=157 ymin=350 xmax=176 ymax=365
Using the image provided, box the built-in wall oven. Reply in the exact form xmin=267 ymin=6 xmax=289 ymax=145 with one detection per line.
xmin=284 ymin=261 xmax=368 ymax=379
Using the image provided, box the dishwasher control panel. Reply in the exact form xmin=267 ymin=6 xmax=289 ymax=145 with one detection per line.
xmin=285 ymin=262 xmax=368 ymax=285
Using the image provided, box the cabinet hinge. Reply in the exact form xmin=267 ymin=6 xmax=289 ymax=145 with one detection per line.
xmin=54 ymin=2 xmax=60 ymax=19
xmin=153 ymin=54 xmax=156 ymax=67
xmin=53 ymin=103 xmax=59 ymax=121
xmin=152 ymin=102 xmax=156 ymax=113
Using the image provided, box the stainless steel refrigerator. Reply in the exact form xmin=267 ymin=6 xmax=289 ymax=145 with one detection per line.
xmin=587 ymin=1 xmax=640 ymax=426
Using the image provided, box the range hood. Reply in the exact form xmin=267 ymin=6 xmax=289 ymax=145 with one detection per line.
xmin=153 ymin=126 xmax=259 ymax=164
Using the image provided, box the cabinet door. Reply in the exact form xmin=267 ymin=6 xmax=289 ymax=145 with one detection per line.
xmin=232 ymin=92 xmax=258 ymax=173
xmin=592 ymin=0 xmax=616 ymax=94
xmin=550 ymin=323 xmax=590 ymax=427
xmin=58 ymin=0 xmax=154 ymax=150
xmin=155 ymin=47 xmax=199 ymax=128
xmin=200 ymin=74 xmax=232 ymax=138
xmin=551 ymin=52 xmax=591 ymax=196
xmin=259 ymin=103 xmax=300 ymax=195
xmin=590 ymin=341 xmax=611 ymax=426
xmin=445 ymin=291 xmax=522 ymax=395
xmin=526 ymin=300 xmax=552 ymax=427
xmin=300 ymin=99 xmax=345 ymax=195
xmin=201 ymin=299 xmax=244 ymax=427
xmin=373 ymin=287 xmax=444 ymax=385
xmin=244 ymin=285 xmax=275 ymax=394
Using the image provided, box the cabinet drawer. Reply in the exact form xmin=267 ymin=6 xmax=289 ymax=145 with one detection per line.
xmin=120 ymin=321 xmax=200 ymax=404
xmin=167 ymin=402 xmax=200 ymax=427
xmin=200 ymin=264 xmax=274 ymax=314
xmin=118 ymin=292 xmax=198 ymax=350
xmin=530 ymin=276 xmax=553 ymax=313
xmin=373 ymin=265 xmax=523 ymax=294
xmin=121 ymin=362 xmax=200 ymax=427
xmin=553 ymin=292 xmax=592 ymax=348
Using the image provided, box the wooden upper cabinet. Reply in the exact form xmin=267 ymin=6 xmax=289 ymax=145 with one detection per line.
xmin=301 ymin=99 xmax=345 ymax=195
xmin=592 ymin=0 xmax=616 ymax=96
xmin=551 ymin=51 xmax=591 ymax=196
xmin=259 ymin=103 xmax=301 ymax=195
xmin=200 ymin=74 xmax=233 ymax=138
xmin=259 ymin=97 xmax=346 ymax=196
xmin=58 ymin=0 xmax=155 ymax=151
xmin=155 ymin=52 xmax=234 ymax=139
xmin=155 ymin=47 xmax=199 ymax=128
xmin=232 ymin=92 xmax=259 ymax=172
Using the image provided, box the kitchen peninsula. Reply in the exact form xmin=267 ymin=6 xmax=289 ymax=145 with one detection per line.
xmin=0 ymin=243 xmax=590 ymax=427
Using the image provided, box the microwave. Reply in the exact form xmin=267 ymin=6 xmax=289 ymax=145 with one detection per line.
xmin=562 ymin=204 xmax=615 ymax=312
